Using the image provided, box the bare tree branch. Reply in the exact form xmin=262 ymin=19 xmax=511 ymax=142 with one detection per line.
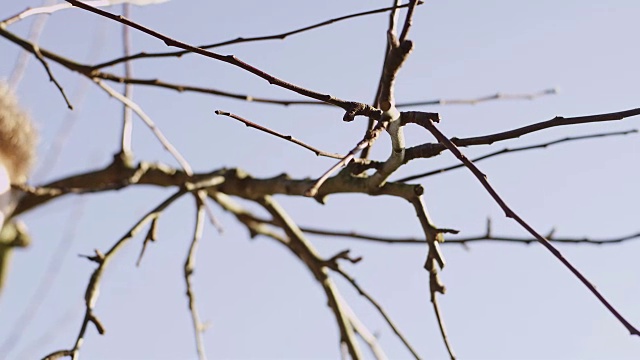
xmin=184 ymin=198 xmax=208 ymax=360
xmin=398 ymin=0 xmax=419 ymax=43
xmin=31 ymin=44 xmax=73 ymax=109
xmin=340 ymin=297 xmax=389 ymax=360
xmin=0 ymin=198 xmax=86 ymax=358
xmin=408 ymin=111 xmax=640 ymax=336
xmin=215 ymin=110 xmax=344 ymax=159
xmin=255 ymin=195 xmax=363 ymax=359
xmin=403 ymin=108 xmax=640 ymax=160
xmin=94 ymin=80 xmax=192 ymax=174
xmin=431 ymin=294 xmax=455 ymax=360
xmin=306 ymin=121 xmax=388 ymax=197
xmin=6 ymin=0 xmax=57 ymax=89
xmin=336 ymin=269 xmax=421 ymax=359
xmin=399 ymin=129 xmax=637 ymax=182
xmin=43 ymin=189 xmax=187 ymax=359
xmin=396 ymin=88 xmax=557 ymax=108
xmin=64 ymin=0 xmax=382 ymax=122
xmin=300 ymin=225 xmax=640 ymax=246
xmin=91 ymin=1 xmax=423 ymax=70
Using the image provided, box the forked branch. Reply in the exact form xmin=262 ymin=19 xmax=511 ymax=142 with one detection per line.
xmin=407 ymin=111 xmax=640 ymax=336
xmin=64 ymin=0 xmax=382 ymax=122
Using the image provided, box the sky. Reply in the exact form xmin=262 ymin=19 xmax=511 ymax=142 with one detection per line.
xmin=1 ymin=1 xmax=639 ymax=359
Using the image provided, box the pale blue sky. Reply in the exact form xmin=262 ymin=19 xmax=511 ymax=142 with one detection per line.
xmin=1 ymin=1 xmax=639 ymax=359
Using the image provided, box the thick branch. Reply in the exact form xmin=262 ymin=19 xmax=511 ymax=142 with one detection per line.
xmin=14 ymin=159 xmax=423 ymax=221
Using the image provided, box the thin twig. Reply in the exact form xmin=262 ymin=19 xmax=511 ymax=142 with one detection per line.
xmin=255 ymin=196 xmax=363 ymax=359
xmin=338 ymin=294 xmax=389 ymax=360
xmin=305 ymin=121 xmax=388 ymax=197
xmin=96 ymin=73 xmax=331 ymax=106
xmin=32 ymin=38 xmax=103 ymax=182
xmin=65 ymin=0 xmax=382 ymax=122
xmin=94 ymin=80 xmax=193 ymax=175
xmin=90 ymin=1 xmax=422 ymax=69
xmin=402 ymin=107 xmax=640 ymax=160
xmin=413 ymin=112 xmax=640 ymax=336
xmin=43 ymin=189 xmax=187 ymax=360
xmin=2 ymin=25 xmax=559 ymax=112
xmin=1 ymin=0 xmax=144 ymax=27
xmin=300 ymin=225 xmax=640 ymax=245
xmin=135 ymin=216 xmax=158 ymax=267
xmin=399 ymin=129 xmax=637 ymax=182
xmin=336 ymin=269 xmax=421 ymax=359
xmin=214 ymin=111 xmax=344 ymax=159
xmin=396 ymin=88 xmax=557 ymax=108
xmin=120 ymin=3 xmax=133 ymax=156
xmin=454 ymin=108 xmax=640 ymax=147
xmin=32 ymin=44 xmax=73 ymax=109
xmin=431 ymin=294 xmax=455 ymax=360
xmin=184 ymin=198 xmax=208 ymax=360
xmin=410 ymin=195 xmax=446 ymax=269
xmin=41 ymin=178 xmax=221 ymax=359
xmin=6 ymin=0 xmax=57 ymax=89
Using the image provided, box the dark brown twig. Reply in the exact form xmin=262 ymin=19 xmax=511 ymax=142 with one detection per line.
xmin=399 ymin=129 xmax=637 ymax=182
xmin=64 ymin=0 xmax=382 ymax=122
xmin=6 ymin=0 xmax=56 ymax=88
xmin=91 ymin=1 xmax=423 ymax=70
xmin=97 ymin=74 xmax=327 ymax=106
xmin=403 ymin=107 xmax=640 ymax=160
xmin=207 ymin=211 xmax=640 ymax=247
xmin=31 ymin=44 xmax=73 ymax=109
xmin=431 ymin=294 xmax=455 ymax=360
xmin=454 ymin=108 xmax=640 ymax=147
xmin=214 ymin=111 xmax=344 ymax=159
xmin=300 ymin=225 xmax=640 ymax=245
xmin=1 ymin=26 xmax=560 ymax=112
xmin=412 ymin=112 xmax=640 ymax=336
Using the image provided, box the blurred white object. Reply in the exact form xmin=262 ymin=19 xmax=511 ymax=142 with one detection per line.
xmin=0 ymin=163 xmax=10 ymax=229
xmin=0 ymin=82 xmax=37 ymax=229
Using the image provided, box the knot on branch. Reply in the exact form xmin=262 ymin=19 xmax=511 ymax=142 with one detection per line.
xmin=343 ymin=102 xmax=382 ymax=122
xmin=400 ymin=111 xmax=441 ymax=126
